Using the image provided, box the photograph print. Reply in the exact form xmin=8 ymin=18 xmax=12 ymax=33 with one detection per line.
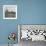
xmin=3 ymin=5 xmax=17 ymax=19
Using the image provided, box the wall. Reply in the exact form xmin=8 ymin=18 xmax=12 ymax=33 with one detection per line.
xmin=0 ymin=0 xmax=46 ymax=44
xmin=0 ymin=0 xmax=21 ymax=44
xmin=20 ymin=0 xmax=46 ymax=24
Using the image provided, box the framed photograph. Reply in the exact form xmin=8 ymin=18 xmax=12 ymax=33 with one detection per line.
xmin=3 ymin=5 xmax=17 ymax=19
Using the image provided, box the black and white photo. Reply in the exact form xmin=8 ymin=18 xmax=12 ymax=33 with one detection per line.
xmin=3 ymin=5 xmax=17 ymax=19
